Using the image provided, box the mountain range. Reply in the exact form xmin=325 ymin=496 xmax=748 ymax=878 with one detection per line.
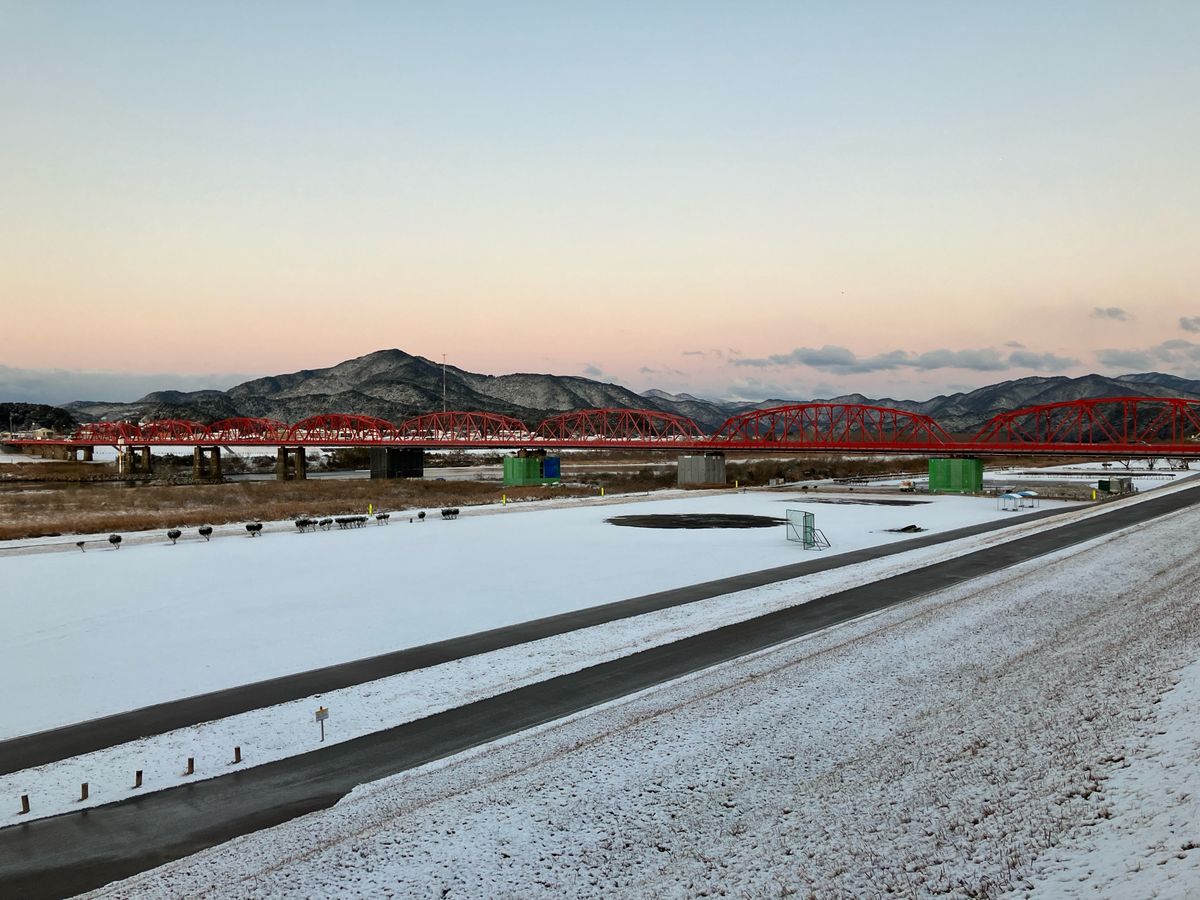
xmin=59 ymin=349 xmax=1200 ymax=436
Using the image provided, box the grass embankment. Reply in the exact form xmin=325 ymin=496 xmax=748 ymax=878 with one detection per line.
xmin=0 ymin=480 xmax=596 ymax=541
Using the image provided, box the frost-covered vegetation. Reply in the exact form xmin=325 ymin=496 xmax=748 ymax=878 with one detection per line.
xmin=97 ymin=504 xmax=1200 ymax=898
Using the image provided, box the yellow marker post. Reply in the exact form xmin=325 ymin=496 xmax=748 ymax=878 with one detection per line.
xmin=502 ymin=494 xmax=506 ymax=505
xmin=368 ymin=503 xmax=373 ymax=516
xmin=600 ymin=487 xmax=605 ymax=497
xmin=734 ymin=480 xmax=738 ymax=489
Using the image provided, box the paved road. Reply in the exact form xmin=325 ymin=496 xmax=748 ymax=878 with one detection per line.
xmin=0 ymin=505 xmax=1072 ymax=775
xmin=3 ymin=485 xmax=1198 ymax=898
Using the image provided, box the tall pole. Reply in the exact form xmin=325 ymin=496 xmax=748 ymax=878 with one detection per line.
xmin=442 ymin=353 xmax=447 ymax=414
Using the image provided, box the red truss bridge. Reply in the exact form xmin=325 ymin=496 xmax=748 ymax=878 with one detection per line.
xmin=10 ymin=398 xmax=1200 ymax=458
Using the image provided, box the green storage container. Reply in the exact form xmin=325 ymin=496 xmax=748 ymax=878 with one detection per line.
xmin=928 ymin=457 xmax=983 ymax=494
xmin=503 ymin=455 xmax=561 ymax=486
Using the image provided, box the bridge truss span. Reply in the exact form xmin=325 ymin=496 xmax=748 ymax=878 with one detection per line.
xmin=209 ymin=418 xmax=290 ymax=443
xmin=533 ymin=408 xmax=705 ymax=444
xmin=71 ymin=421 xmax=147 ymax=444
xmin=971 ymin=396 xmax=1200 ymax=447
xmin=713 ymin=403 xmax=954 ymax=449
xmin=137 ymin=420 xmax=213 ymax=443
xmin=395 ymin=411 xmax=531 ymax=444
xmin=31 ymin=395 xmax=1200 ymax=458
xmin=286 ymin=414 xmax=400 ymax=444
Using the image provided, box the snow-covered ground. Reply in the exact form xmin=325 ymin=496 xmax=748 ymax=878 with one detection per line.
xmin=2 ymin=480 xmax=1191 ymax=829
xmin=867 ymin=457 xmax=1193 ymax=495
xmin=0 ymin=486 xmax=1105 ymax=824
xmin=1023 ymin=655 xmax=1200 ymax=898
xmin=91 ymin=498 xmax=1200 ymax=899
xmin=984 ymin=458 xmax=1190 ymax=495
xmin=2 ymin=489 xmax=1073 ymax=739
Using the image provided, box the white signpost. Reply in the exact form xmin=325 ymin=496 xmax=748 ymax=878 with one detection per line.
xmin=315 ymin=705 xmax=330 ymax=742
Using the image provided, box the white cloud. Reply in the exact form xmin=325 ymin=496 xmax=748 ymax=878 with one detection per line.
xmin=731 ymin=345 xmax=1079 ymax=374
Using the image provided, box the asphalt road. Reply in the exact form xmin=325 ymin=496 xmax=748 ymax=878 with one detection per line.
xmin=0 ymin=504 xmax=1073 ymax=775
xmin=3 ymin=484 xmax=1198 ymax=898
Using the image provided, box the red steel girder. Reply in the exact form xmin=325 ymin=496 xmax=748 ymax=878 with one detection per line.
xmin=209 ymin=417 xmax=290 ymax=443
xmin=286 ymin=413 xmax=399 ymax=443
xmin=713 ymin=403 xmax=954 ymax=446
xmin=138 ymin=419 xmax=213 ymax=442
xmin=396 ymin=411 xmax=530 ymax=442
xmin=972 ymin=396 xmax=1200 ymax=445
xmin=534 ymin=408 xmax=705 ymax=442
xmin=72 ymin=421 xmax=143 ymax=444
xmin=53 ymin=396 xmax=1200 ymax=454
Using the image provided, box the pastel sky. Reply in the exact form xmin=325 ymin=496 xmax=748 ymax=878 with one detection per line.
xmin=2 ymin=1 xmax=1199 ymax=404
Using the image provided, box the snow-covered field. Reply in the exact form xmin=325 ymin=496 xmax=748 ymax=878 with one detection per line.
xmin=93 ymin=499 xmax=1200 ymax=899
xmin=984 ymin=458 xmax=1190 ymax=495
xmin=865 ymin=457 xmax=1193 ymax=495
xmin=2 ymin=489 xmax=1070 ymax=739
xmin=0 ymin=486 xmax=1106 ymax=824
xmin=2 ymin=480 xmax=1190 ymax=829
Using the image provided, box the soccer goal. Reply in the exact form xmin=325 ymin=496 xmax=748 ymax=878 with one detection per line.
xmin=786 ymin=509 xmax=831 ymax=550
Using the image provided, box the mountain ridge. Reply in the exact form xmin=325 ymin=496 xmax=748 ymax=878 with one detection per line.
xmin=58 ymin=349 xmax=1200 ymax=435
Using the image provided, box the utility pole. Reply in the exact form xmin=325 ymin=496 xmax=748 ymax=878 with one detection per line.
xmin=442 ymin=353 xmax=447 ymax=414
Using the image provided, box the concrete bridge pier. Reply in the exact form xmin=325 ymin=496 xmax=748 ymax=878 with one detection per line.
xmin=192 ymin=446 xmax=222 ymax=480
xmin=119 ymin=447 xmax=153 ymax=475
xmin=369 ymin=447 xmax=424 ymax=479
xmin=275 ymin=447 xmax=307 ymax=480
xmin=677 ymin=452 xmax=727 ymax=486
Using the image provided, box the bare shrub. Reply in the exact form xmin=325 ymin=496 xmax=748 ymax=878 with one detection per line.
xmin=0 ymin=479 xmax=594 ymax=540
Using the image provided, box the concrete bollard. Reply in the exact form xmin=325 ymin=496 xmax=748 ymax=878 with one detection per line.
xmin=185 ymin=757 xmax=194 ymax=776
xmin=233 ymin=746 xmax=242 ymax=764
xmin=80 ymin=783 xmax=89 ymax=802
xmin=20 ymin=795 xmax=30 ymax=815
xmin=134 ymin=770 xmax=143 ymax=789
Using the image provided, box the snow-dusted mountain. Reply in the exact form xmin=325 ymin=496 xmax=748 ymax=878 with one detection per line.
xmin=64 ymin=349 xmax=747 ymax=429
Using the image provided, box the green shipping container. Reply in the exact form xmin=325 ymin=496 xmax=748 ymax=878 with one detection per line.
xmin=928 ymin=457 xmax=983 ymax=494
xmin=503 ymin=455 xmax=561 ymax=486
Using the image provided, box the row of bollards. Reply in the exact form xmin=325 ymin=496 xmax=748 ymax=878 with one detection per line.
xmin=78 ymin=509 xmax=440 ymax=553
xmin=16 ymin=748 xmax=242 ymax=814
xmin=76 ymin=525 xmax=216 ymax=552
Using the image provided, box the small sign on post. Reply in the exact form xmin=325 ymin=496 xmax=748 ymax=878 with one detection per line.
xmin=315 ymin=705 xmax=330 ymax=742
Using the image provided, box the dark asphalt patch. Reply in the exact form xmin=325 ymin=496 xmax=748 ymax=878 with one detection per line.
xmin=607 ymin=514 xmax=785 ymax=529
xmin=776 ymin=497 xmax=930 ymax=506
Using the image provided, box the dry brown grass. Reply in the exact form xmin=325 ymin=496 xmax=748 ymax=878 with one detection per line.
xmin=0 ymin=461 xmax=122 ymax=480
xmin=0 ymin=479 xmax=596 ymax=540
